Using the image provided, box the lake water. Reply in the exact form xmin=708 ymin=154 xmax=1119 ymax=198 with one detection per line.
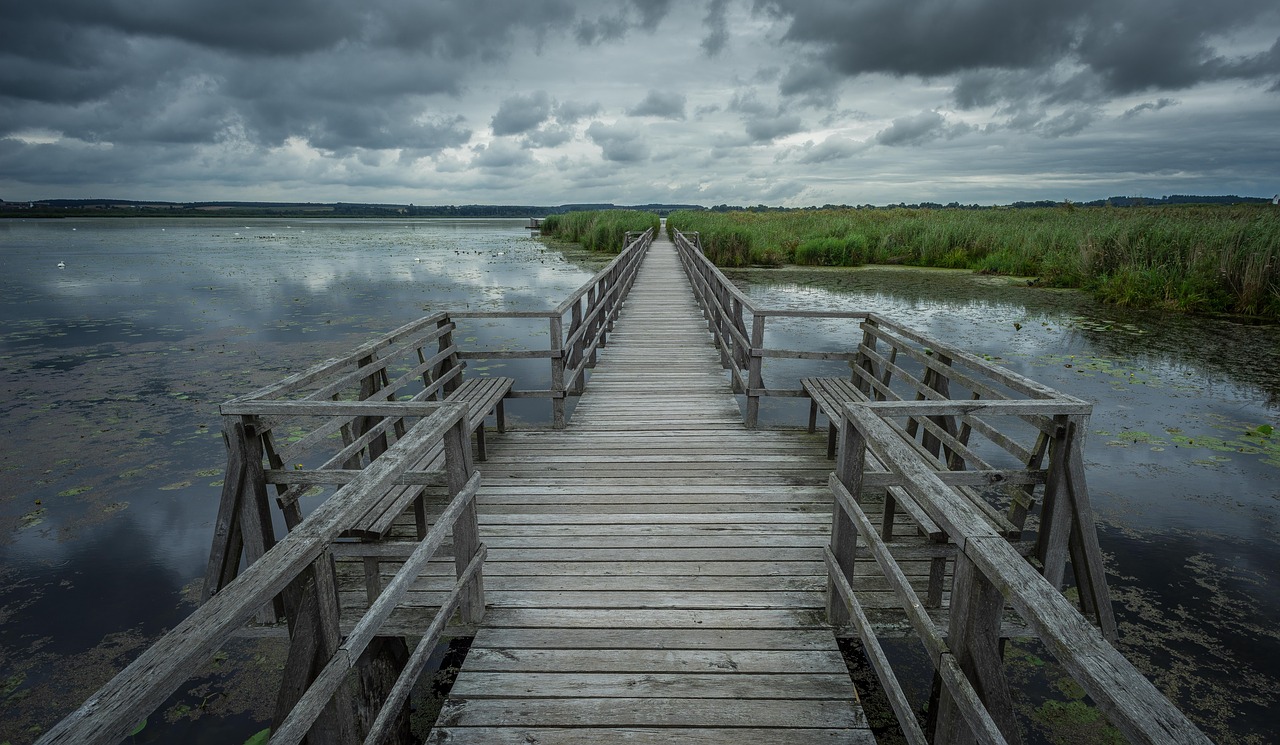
xmin=1 ymin=219 xmax=1276 ymax=743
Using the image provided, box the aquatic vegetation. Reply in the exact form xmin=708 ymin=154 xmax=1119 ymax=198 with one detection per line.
xmin=668 ymin=206 xmax=1280 ymax=317
xmin=539 ymin=210 xmax=661 ymax=253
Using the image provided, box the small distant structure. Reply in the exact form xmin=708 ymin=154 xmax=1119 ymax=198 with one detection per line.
xmin=1272 ymin=194 xmax=1279 ymax=205
xmin=526 ymin=217 xmax=543 ymax=234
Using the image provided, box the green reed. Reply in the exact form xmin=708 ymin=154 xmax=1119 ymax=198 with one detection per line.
xmin=540 ymin=210 xmax=661 ymax=253
xmin=667 ymin=206 xmax=1280 ymax=317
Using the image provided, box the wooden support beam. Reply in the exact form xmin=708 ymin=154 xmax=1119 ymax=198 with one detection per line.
xmin=827 ymin=410 xmax=867 ymax=627
xmin=933 ymin=552 xmax=1024 ymax=745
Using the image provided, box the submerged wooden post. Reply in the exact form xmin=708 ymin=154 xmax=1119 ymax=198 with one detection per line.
xmin=827 ymin=406 xmax=867 ymax=627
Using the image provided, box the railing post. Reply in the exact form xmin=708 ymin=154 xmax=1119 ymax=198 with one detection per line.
xmin=273 ymin=550 xmax=358 ymax=744
xmin=569 ymin=299 xmax=585 ymax=394
xmin=204 ymin=418 xmax=279 ymax=622
xmin=933 ymin=551 xmax=1023 ymax=745
xmin=715 ymin=286 xmax=732 ymax=370
xmin=827 ymin=406 xmax=867 ymax=627
xmin=354 ymin=354 xmax=389 ymax=461
xmin=434 ymin=316 xmax=461 ymax=397
xmin=445 ymin=414 xmax=484 ymax=625
xmin=854 ymin=320 xmax=879 ymax=396
xmin=1037 ymin=415 xmax=1072 ymax=588
xmin=745 ymin=313 xmax=765 ymax=429
xmin=550 ymin=314 xmax=565 ymax=428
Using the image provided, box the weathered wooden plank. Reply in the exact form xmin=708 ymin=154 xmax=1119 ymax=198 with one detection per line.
xmin=426 ymin=727 xmax=873 ymax=744
xmin=460 ymin=648 xmax=848 ymax=674
xmin=433 ymin=697 xmax=867 ymax=729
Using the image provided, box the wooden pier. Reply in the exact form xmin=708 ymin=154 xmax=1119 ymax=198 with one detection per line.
xmin=428 ymin=233 xmax=867 ymax=742
xmin=39 ymin=226 xmax=1211 ymax=744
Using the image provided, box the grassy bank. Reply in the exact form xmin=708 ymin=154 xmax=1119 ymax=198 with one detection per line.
xmin=540 ymin=210 xmax=661 ymax=253
xmin=667 ymin=206 xmax=1280 ymax=318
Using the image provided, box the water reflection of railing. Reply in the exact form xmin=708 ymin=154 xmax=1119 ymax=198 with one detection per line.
xmin=672 ymin=227 xmax=1209 ymax=744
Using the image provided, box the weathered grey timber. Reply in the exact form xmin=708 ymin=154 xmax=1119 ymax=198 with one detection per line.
xmin=425 ymin=232 xmax=874 ymax=744
xmin=38 ymin=223 xmax=1209 ymax=744
xmin=673 ymin=228 xmax=1209 ymax=744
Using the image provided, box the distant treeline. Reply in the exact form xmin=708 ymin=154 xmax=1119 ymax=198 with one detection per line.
xmin=666 ymin=205 xmax=1280 ymax=319
xmin=2 ymin=195 xmax=1270 ymax=220
xmin=0 ymin=199 xmax=702 ymax=219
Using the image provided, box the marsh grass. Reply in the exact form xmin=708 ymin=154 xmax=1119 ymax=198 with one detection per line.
xmin=540 ymin=210 xmax=661 ymax=253
xmin=667 ymin=206 xmax=1280 ymax=317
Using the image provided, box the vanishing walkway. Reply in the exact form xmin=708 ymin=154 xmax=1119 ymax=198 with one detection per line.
xmin=427 ymin=234 xmax=873 ymax=743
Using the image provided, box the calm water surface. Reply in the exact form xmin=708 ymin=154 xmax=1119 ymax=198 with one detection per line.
xmin=731 ymin=265 xmax=1280 ymax=743
xmin=1 ymin=221 xmax=1276 ymax=743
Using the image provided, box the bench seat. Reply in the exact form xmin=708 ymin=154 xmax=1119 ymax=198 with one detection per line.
xmin=342 ymin=376 xmax=513 ymax=541
xmin=801 ymin=376 xmax=869 ymax=458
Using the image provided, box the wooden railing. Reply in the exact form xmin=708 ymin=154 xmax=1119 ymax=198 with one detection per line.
xmin=672 ymin=228 xmax=1206 ymax=743
xmin=37 ymin=403 xmax=484 ymax=745
xmin=830 ymin=401 xmax=1210 ymax=744
xmin=454 ymin=226 xmax=652 ymax=427
xmin=672 ymin=229 xmax=869 ymax=426
xmin=39 ymin=228 xmax=653 ymax=744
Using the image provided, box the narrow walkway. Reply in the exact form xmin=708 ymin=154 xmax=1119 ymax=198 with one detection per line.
xmin=427 ymin=235 xmax=874 ymax=743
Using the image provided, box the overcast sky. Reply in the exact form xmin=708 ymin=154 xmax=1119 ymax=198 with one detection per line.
xmin=3 ymin=0 xmax=1279 ymax=206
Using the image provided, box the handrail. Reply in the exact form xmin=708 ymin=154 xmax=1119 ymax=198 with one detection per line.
xmin=671 ymin=228 xmax=1084 ymax=426
xmin=829 ymin=402 xmax=1210 ymax=744
xmin=38 ymin=404 xmax=486 ymax=745
xmin=449 ymin=227 xmax=653 ymax=426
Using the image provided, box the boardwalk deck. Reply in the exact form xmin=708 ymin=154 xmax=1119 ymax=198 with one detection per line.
xmin=425 ymin=234 xmax=874 ymax=743
xmin=39 ymin=226 xmax=1211 ymax=745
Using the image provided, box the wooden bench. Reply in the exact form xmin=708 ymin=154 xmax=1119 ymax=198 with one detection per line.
xmin=342 ymin=376 xmax=512 ymax=541
xmin=802 ymin=376 xmax=869 ymax=458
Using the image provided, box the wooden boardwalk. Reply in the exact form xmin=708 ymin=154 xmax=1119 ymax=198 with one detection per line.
xmin=428 ymin=235 xmax=873 ymax=743
xmin=40 ymin=226 xmax=1211 ymax=745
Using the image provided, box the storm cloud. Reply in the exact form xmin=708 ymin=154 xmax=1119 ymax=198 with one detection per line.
xmin=1 ymin=0 xmax=1277 ymax=205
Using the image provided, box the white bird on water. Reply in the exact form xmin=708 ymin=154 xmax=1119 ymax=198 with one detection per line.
xmin=57 ymin=261 xmax=66 ymax=268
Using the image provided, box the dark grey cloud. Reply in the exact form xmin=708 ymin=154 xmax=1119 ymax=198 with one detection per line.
xmin=628 ymin=90 xmax=687 ymax=119
xmin=702 ymin=0 xmax=731 ymax=56
xmin=586 ymin=121 xmax=650 ymax=162
xmin=472 ymin=141 xmax=535 ymax=169
xmin=761 ymin=0 xmax=1280 ymax=105
xmin=555 ymin=100 xmax=604 ymax=124
xmin=492 ymin=91 xmax=554 ymax=135
xmin=0 ymin=1 xmax=630 ymax=156
xmin=575 ymin=0 xmax=673 ymax=44
xmin=875 ymin=110 xmax=971 ymax=147
xmin=1123 ymin=98 xmax=1179 ymax=119
xmin=793 ymin=136 xmax=866 ymax=164
xmin=779 ymin=62 xmax=840 ymax=107
xmin=523 ymin=125 xmax=574 ymax=149
xmin=729 ymin=90 xmax=804 ymax=142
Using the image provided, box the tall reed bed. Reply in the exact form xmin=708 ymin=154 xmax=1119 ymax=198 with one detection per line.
xmin=540 ymin=210 xmax=661 ymax=253
xmin=668 ymin=206 xmax=1280 ymax=317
